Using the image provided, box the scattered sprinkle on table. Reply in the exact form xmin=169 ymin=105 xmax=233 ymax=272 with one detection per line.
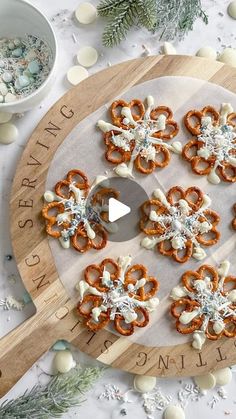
xmin=0 ymin=35 xmax=52 ymax=102
xmin=67 ymin=65 xmax=88 ymax=85
xmin=77 ymin=46 xmax=98 ymax=67
xmin=75 ymin=2 xmax=97 ymax=24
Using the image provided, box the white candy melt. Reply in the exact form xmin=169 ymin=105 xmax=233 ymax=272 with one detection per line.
xmin=75 ymin=2 xmax=97 ymax=24
xmin=0 ymin=123 xmax=18 ymax=144
xmin=67 ymin=65 xmax=88 ymax=85
xmin=193 ymin=246 xmax=206 ymax=261
xmin=213 ymin=367 xmax=232 ymax=386
xmin=133 ymin=375 xmax=156 ymax=393
xmin=218 ymin=47 xmax=236 ymax=67
xmin=228 ymin=1 xmax=236 ymax=19
xmin=171 ymin=141 xmax=182 ymax=154
xmin=54 ymin=350 xmax=76 ymax=373
xmin=164 ymin=405 xmax=185 ymax=419
xmin=77 ymin=46 xmax=98 ymax=67
xmin=44 ymin=190 xmax=55 ymax=202
xmin=162 ymin=42 xmax=177 ymax=55
xmin=217 ymin=260 xmax=230 ymax=277
xmin=170 ymin=285 xmax=187 ymax=300
xmin=192 ymin=331 xmax=206 ymax=350
xmin=0 ymin=111 xmax=12 ymax=123
xmin=194 ymin=373 xmax=216 ymax=390
xmin=196 ymin=46 xmax=217 ymax=60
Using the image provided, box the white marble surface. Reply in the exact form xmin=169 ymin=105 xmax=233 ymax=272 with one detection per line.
xmin=0 ymin=0 xmax=236 ymax=418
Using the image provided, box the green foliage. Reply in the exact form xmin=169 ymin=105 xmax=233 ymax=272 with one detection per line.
xmin=0 ymin=366 xmax=103 ymax=419
xmin=97 ymin=0 xmax=208 ymax=47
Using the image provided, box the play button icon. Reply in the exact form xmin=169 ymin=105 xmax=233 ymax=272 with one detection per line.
xmin=87 ymin=177 xmax=149 ymax=242
xmin=108 ymin=198 xmax=131 ymax=222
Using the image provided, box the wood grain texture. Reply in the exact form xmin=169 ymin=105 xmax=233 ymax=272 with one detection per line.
xmin=1 ymin=56 xmax=236 ymax=397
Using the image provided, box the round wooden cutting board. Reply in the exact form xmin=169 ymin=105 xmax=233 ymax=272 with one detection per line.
xmin=1 ymin=55 xmax=236 ymax=397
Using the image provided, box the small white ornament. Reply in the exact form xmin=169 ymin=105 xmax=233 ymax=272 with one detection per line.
xmin=196 ymin=46 xmax=217 ymax=60
xmin=228 ymin=1 xmax=236 ymax=19
xmin=54 ymin=350 xmax=76 ymax=373
xmin=218 ymin=47 xmax=236 ymax=67
xmin=0 ymin=123 xmax=18 ymax=144
xmin=133 ymin=375 xmax=156 ymax=393
xmin=67 ymin=65 xmax=88 ymax=86
xmin=0 ymin=111 xmax=12 ymax=123
xmin=75 ymin=2 xmax=97 ymax=24
xmin=194 ymin=373 xmax=216 ymax=390
xmin=77 ymin=46 xmax=98 ymax=67
xmin=212 ymin=367 xmax=232 ymax=386
xmin=164 ymin=405 xmax=185 ymax=419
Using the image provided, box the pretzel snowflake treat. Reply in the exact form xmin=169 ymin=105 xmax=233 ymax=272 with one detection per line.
xmin=76 ymin=256 xmax=159 ymax=336
xmin=140 ymin=186 xmax=220 ymax=263
xmin=42 ymin=170 xmax=118 ymax=252
xmin=232 ymin=203 xmax=236 ymax=230
xmin=97 ymin=96 xmax=181 ymax=179
xmin=170 ymin=260 xmax=236 ymax=350
xmin=183 ymin=103 xmax=236 ymax=184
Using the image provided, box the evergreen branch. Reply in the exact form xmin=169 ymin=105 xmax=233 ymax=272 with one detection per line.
xmin=97 ymin=0 xmax=127 ymax=17
xmin=0 ymin=366 xmax=103 ymax=418
xmin=102 ymin=3 xmax=137 ymax=47
xmin=136 ymin=0 xmax=157 ymax=30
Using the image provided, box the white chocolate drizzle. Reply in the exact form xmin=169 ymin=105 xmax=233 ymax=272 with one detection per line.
xmin=98 ymin=96 xmax=181 ymax=178
xmin=170 ymin=260 xmax=236 ymax=350
xmin=141 ymin=189 xmax=213 ymax=260
xmin=196 ymin=103 xmax=236 ymax=184
xmin=77 ymin=256 xmax=159 ymax=324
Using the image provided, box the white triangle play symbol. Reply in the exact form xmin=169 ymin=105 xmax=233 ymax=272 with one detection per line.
xmin=108 ymin=197 xmax=131 ymax=222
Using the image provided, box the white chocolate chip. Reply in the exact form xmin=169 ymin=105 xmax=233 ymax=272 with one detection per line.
xmin=67 ymin=65 xmax=88 ymax=85
xmin=133 ymin=375 xmax=156 ymax=393
xmin=228 ymin=1 xmax=236 ymax=19
xmin=212 ymin=367 xmax=232 ymax=386
xmin=54 ymin=350 xmax=76 ymax=373
xmin=196 ymin=46 xmax=217 ymax=60
xmin=162 ymin=42 xmax=176 ymax=55
xmin=218 ymin=48 xmax=236 ymax=67
xmin=0 ymin=123 xmax=18 ymax=144
xmin=77 ymin=46 xmax=98 ymax=67
xmin=75 ymin=2 xmax=97 ymax=24
xmin=194 ymin=373 xmax=216 ymax=390
xmin=0 ymin=111 xmax=12 ymax=123
xmin=164 ymin=405 xmax=185 ymax=419
xmin=44 ymin=190 xmax=55 ymax=202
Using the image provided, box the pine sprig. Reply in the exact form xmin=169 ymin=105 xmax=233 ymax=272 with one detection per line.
xmin=97 ymin=0 xmax=208 ymax=47
xmin=0 ymin=366 xmax=103 ymax=419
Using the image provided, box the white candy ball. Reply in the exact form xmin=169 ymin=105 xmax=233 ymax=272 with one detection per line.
xmin=213 ymin=367 xmax=232 ymax=386
xmin=194 ymin=372 xmax=216 ymax=390
xmin=54 ymin=350 xmax=75 ymax=373
xmin=133 ymin=375 xmax=156 ymax=393
xmin=228 ymin=1 xmax=236 ymax=19
xmin=0 ymin=123 xmax=18 ymax=144
xmin=0 ymin=82 xmax=8 ymax=96
xmin=0 ymin=111 xmax=12 ymax=123
xmin=75 ymin=2 xmax=97 ymax=24
xmin=77 ymin=46 xmax=98 ymax=67
xmin=196 ymin=46 xmax=217 ymax=60
xmin=218 ymin=48 xmax=236 ymax=67
xmin=67 ymin=65 xmax=88 ymax=86
xmin=164 ymin=405 xmax=185 ymax=419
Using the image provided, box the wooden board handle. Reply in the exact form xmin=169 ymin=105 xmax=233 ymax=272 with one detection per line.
xmin=0 ymin=310 xmax=62 ymax=397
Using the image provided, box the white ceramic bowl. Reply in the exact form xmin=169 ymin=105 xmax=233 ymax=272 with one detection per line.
xmin=0 ymin=0 xmax=57 ymax=113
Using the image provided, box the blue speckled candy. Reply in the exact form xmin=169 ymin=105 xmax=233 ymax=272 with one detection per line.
xmin=12 ymin=48 xmax=23 ymax=57
xmin=28 ymin=60 xmax=40 ymax=74
xmin=18 ymin=75 xmax=30 ymax=88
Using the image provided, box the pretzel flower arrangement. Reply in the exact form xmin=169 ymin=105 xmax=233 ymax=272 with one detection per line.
xmin=183 ymin=103 xmax=236 ymax=184
xmin=97 ymin=95 xmax=181 ymax=179
xmin=170 ymin=260 xmax=236 ymax=350
xmin=42 ymin=170 xmax=118 ymax=253
xmin=140 ymin=186 xmax=220 ymax=263
xmin=76 ymin=256 xmax=159 ymax=336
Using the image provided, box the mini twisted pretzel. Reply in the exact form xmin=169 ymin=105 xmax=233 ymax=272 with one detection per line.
xmin=111 ymin=99 xmax=145 ymax=128
xmin=72 ymin=223 xmax=107 ymax=253
xmin=181 ymin=265 xmax=219 ymax=292
xmin=135 ymin=144 xmax=170 ymax=174
xmin=167 ymin=186 xmax=204 ymax=211
xmin=232 ymin=203 xmax=236 ymax=230
xmin=140 ymin=199 xmax=166 ymax=235
xmin=55 ymin=169 xmax=89 ymax=199
xmin=77 ymin=257 xmax=159 ymax=336
xmin=184 ymin=106 xmax=220 ymax=136
xmin=171 ymin=299 xmax=202 ymax=334
xmin=42 ymin=202 xmax=70 ymax=238
xmin=151 ymin=106 xmax=179 ymax=140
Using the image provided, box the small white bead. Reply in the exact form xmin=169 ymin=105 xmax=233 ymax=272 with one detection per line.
xmin=0 ymin=111 xmax=12 ymax=123
xmin=2 ymin=71 xmax=13 ymax=83
xmin=5 ymin=93 xmax=16 ymax=103
xmin=75 ymin=2 xmax=97 ymax=24
xmin=164 ymin=405 xmax=185 ymax=419
xmin=218 ymin=47 xmax=236 ymax=67
xmin=67 ymin=65 xmax=88 ymax=85
xmin=77 ymin=46 xmax=98 ymax=67
xmin=0 ymin=82 xmax=8 ymax=96
xmin=194 ymin=373 xmax=216 ymax=390
xmin=212 ymin=367 xmax=232 ymax=386
xmin=0 ymin=123 xmax=18 ymax=144
xmin=228 ymin=1 xmax=236 ymax=19
xmin=133 ymin=375 xmax=156 ymax=393
xmin=54 ymin=350 xmax=75 ymax=373
xmin=196 ymin=46 xmax=217 ymax=60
